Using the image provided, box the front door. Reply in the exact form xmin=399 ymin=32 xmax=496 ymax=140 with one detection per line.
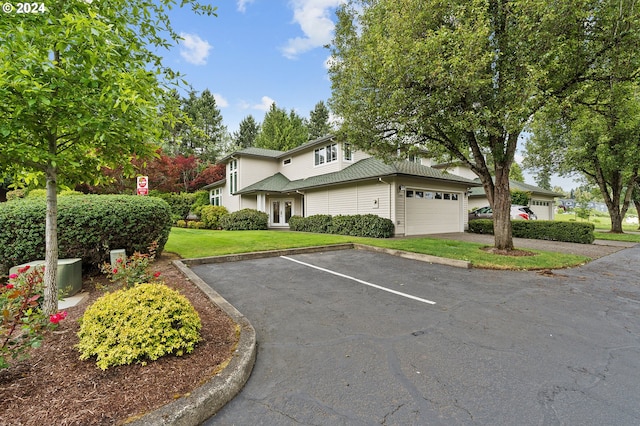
xmin=271 ymin=199 xmax=293 ymax=226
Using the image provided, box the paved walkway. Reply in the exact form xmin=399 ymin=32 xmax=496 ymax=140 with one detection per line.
xmin=426 ymin=232 xmax=637 ymax=259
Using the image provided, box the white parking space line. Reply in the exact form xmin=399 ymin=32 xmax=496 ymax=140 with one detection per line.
xmin=281 ymin=256 xmax=436 ymax=305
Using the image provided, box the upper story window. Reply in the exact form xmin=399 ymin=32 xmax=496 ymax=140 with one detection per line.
xmin=229 ymin=159 xmax=238 ymax=194
xmin=314 ymin=143 xmax=337 ymax=166
xmin=210 ymin=188 xmax=222 ymax=206
xmin=343 ymin=143 xmax=352 ymax=161
xmin=407 ymin=154 xmax=421 ymax=164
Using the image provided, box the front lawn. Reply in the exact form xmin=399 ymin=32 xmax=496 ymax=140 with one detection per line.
xmin=165 ymin=228 xmax=589 ymax=270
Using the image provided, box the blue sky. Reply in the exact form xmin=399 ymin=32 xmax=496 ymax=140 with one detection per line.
xmin=161 ymin=0 xmax=579 ymax=190
xmin=163 ymin=0 xmax=342 ymax=135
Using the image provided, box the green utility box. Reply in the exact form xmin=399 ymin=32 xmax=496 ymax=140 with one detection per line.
xmin=10 ymin=258 xmax=82 ymax=297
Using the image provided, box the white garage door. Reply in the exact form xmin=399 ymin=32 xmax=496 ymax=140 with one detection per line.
xmin=405 ymin=189 xmax=462 ymax=235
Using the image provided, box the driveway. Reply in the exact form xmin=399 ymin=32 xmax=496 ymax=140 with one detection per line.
xmin=427 ymin=232 xmax=636 ymax=259
xmin=193 ymin=246 xmax=640 ymax=425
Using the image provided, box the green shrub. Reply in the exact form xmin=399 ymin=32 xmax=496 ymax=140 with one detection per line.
xmin=468 ymin=219 xmax=595 ymax=244
xmin=289 ymin=214 xmax=394 ymax=238
xmin=190 ymin=191 xmax=211 ymax=216
xmin=76 ymin=283 xmax=202 ymax=370
xmin=26 ymin=189 xmax=47 ymax=198
xmin=220 ymin=208 xmax=268 ymax=230
xmin=175 ymin=220 xmax=187 ymax=228
xmin=331 ymin=214 xmax=395 ymax=238
xmin=289 ymin=214 xmax=332 ymax=233
xmin=199 ymin=205 xmax=229 ymax=229
xmin=0 ymin=195 xmax=172 ymax=274
xmin=152 ymin=192 xmax=197 ymax=221
xmin=187 ymin=221 xmax=206 ymax=229
xmin=5 ymin=189 xmax=25 ymax=201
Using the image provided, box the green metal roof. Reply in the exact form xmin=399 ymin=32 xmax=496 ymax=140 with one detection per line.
xmin=468 ymin=179 xmax=562 ymax=197
xmin=236 ymin=157 xmax=480 ymax=194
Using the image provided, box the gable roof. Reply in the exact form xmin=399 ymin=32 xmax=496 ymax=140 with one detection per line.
xmin=468 ymin=179 xmax=562 ymax=197
xmin=236 ymin=157 xmax=480 ymax=195
xmin=218 ymin=135 xmax=338 ymax=163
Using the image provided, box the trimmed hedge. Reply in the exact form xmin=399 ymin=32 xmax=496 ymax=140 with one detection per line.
xmin=220 ymin=208 xmax=268 ymax=230
xmin=289 ymin=214 xmax=332 ymax=233
xmin=0 ymin=195 xmax=172 ymax=274
xmin=289 ymin=214 xmax=395 ymax=238
xmin=468 ymin=219 xmax=595 ymax=244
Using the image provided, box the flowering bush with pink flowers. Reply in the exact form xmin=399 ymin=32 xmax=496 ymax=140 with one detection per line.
xmin=100 ymin=241 xmax=161 ymax=289
xmin=0 ymin=265 xmax=67 ymax=369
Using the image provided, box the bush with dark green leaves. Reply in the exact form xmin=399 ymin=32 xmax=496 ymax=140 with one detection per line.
xmin=0 ymin=195 xmax=172 ymax=274
xmin=151 ymin=192 xmax=197 ymax=222
xmin=76 ymin=283 xmax=201 ymax=370
xmin=289 ymin=214 xmax=332 ymax=233
xmin=220 ymin=208 xmax=268 ymax=230
xmin=289 ymin=214 xmax=395 ymax=238
xmin=468 ymin=219 xmax=595 ymax=244
xmin=330 ymin=214 xmax=395 ymax=238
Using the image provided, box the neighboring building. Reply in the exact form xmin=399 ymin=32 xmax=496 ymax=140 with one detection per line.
xmin=203 ymin=135 xmax=481 ymax=236
xmin=432 ymin=162 xmax=561 ymax=220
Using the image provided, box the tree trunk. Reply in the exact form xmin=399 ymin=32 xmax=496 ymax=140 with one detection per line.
xmin=492 ymin=167 xmax=514 ymax=250
xmin=635 ymin=198 xmax=640 ymax=230
xmin=43 ymin=165 xmax=59 ymax=315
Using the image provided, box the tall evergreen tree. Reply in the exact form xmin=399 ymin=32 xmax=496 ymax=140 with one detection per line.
xmin=255 ymin=103 xmax=309 ymax=151
xmin=181 ymin=89 xmax=228 ymax=162
xmin=308 ymin=101 xmax=332 ymax=140
xmin=233 ymin=115 xmax=260 ymax=148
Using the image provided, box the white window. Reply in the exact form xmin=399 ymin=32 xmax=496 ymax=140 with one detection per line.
xmin=283 ymin=158 xmax=292 ymax=166
xmin=343 ymin=143 xmax=352 ymax=161
xmin=314 ymin=143 xmax=338 ymax=166
xmin=229 ymin=159 xmax=238 ymax=194
xmin=210 ymin=188 xmax=222 ymax=206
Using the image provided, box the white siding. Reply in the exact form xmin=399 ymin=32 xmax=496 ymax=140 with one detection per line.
xmin=304 ymin=181 xmax=392 ymax=220
xmin=238 ymin=157 xmax=279 ymax=189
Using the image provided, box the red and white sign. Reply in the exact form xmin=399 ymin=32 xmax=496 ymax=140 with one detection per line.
xmin=136 ymin=176 xmax=149 ymax=196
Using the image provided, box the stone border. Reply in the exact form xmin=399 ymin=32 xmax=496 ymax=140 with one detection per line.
xmin=128 ymin=244 xmax=467 ymax=425
xmin=127 ymin=260 xmax=257 ymax=426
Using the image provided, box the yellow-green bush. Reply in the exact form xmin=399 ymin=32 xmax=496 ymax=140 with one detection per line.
xmin=76 ymin=283 xmax=201 ymax=370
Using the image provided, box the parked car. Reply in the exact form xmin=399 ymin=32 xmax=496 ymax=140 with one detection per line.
xmin=468 ymin=205 xmax=537 ymax=221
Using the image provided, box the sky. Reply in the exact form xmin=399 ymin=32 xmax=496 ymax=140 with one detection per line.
xmin=163 ymin=0 xmax=341 ymax=135
xmin=161 ymin=0 xmax=579 ymax=190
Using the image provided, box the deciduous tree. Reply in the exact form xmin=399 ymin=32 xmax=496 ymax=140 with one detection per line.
xmin=329 ymin=0 xmax=640 ymax=250
xmin=0 ymin=0 xmax=216 ymax=314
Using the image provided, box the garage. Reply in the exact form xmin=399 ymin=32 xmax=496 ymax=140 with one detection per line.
xmin=405 ymin=188 xmax=463 ymax=235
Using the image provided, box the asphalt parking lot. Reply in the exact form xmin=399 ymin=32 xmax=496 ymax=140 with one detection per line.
xmin=193 ymin=246 xmax=640 ymax=425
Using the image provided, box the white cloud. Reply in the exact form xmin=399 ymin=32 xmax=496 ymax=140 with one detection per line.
xmin=282 ymin=0 xmax=344 ymax=59
xmin=236 ymin=0 xmax=255 ymax=13
xmin=179 ymin=33 xmax=212 ymax=66
xmin=214 ymin=93 xmax=229 ymax=108
xmin=254 ymin=96 xmax=276 ymax=111
xmin=240 ymin=96 xmax=276 ymax=112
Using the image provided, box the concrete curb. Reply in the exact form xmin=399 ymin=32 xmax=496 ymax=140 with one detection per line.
xmin=180 ymin=243 xmax=471 ymax=270
xmin=127 ymin=260 xmax=257 ymax=426
xmin=128 ymin=243 xmax=466 ymax=425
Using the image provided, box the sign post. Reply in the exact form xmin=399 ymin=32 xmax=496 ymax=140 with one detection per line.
xmin=136 ymin=176 xmax=149 ymax=196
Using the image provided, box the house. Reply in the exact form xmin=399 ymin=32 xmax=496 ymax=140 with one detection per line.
xmin=203 ymin=135 xmax=482 ymax=236
xmin=431 ymin=162 xmax=562 ymax=220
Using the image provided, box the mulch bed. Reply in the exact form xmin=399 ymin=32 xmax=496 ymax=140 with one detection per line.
xmin=0 ymin=253 xmax=239 ymax=426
